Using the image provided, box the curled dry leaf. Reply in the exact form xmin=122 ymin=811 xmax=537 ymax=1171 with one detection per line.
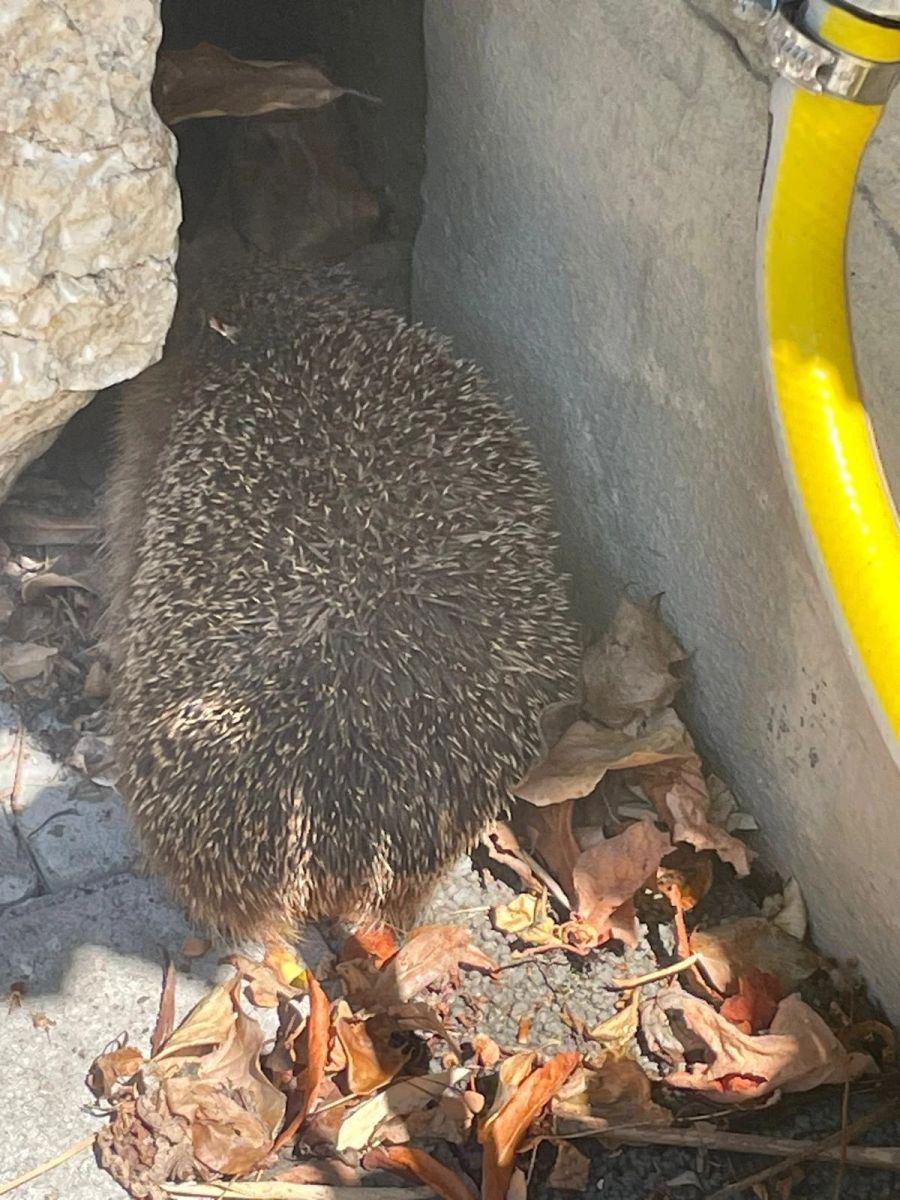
xmin=333 ymin=1001 xmax=410 ymax=1094
xmin=367 ymin=1145 xmax=477 ymax=1200
xmin=482 ymin=1052 xmax=537 ymax=1132
xmin=227 ymin=952 xmax=306 ymax=1009
xmin=472 ymin=1033 xmax=502 ymax=1070
xmin=643 ymin=759 xmax=752 ymax=875
xmin=68 ymin=733 xmax=117 ymax=788
xmin=492 ymin=893 xmax=557 ymax=946
xmin=551 ymin=1058 xmax=672 ymax=1131
xmin=572 ymin=820 xmax=672 ymax=933
xmin=335 ymin=1068 xmax=477 ymax=1152
xmin=764 ymin=878 xmax=808 ymax=941
xmin=719 ymin=970 xmax=782 ymax=1035
xmin=480 ymin=1052 xmax=580 ymax=1200
xmin=340 ymin=924 xmax=400 ymax=969
xmin=154 ymin=43 xmax=368 ymax=125
xmin=88 ymin=1042 xmax=146 ymax=1100
xmin=548 ymin=1142 xmax=591 ymax=1192
xmin=182 ymin=937 xmax=213 ymax=959
xmin=656 ymin=846 xmax=714 ymax=912
xmin=641 ymin=987 xmax=875 ymax=1102
xmin=581 ymin=596 xmax=687 ymax=727
xmin=482 ymin=822 xmax=545 ymax=895
xmin=272 ymin=971 xmax=330 ymax=1150
xmin=587 ymin=989 xmax=642 ymax=1056
xmin=515 ymin=709 xmax=692 ymax=808
xmin=21 ymin=570 xmax=95 ymax=602
xmin=690 ymin=917 xmax=821 ymax=996
xmin=364 ymin=924 xmax=497 ymax=1006
xmin=520 ymin=800 xmax=581 ymax=903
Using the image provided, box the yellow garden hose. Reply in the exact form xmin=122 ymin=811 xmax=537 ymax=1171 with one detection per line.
xmin=758 ymin=2 xmax=900 ymax=762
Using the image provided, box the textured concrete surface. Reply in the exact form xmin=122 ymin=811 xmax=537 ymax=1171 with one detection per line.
xmin=413 ymin=0 xmax=900 ymax=1020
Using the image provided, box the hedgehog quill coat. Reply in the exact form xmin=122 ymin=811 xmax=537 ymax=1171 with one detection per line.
xmin=106 ymin=264 xmax=578 ymax=942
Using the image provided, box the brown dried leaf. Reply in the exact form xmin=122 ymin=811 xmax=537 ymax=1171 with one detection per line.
xmin=483 ymin=822 xmax=545 ymax=895
xmin=644 ymin=759 xmax=752 ymax=875
xmin=472 ymin=1033 xmax=502 ymax=1069
xmin=587 ymin=990 xmax=641 ymax=1056
xmin=21 ymin=571 xmax=95 ymax=602
xmin=481 ymin=1052 xmax=537 ymax=1132
xmin=548 ymin=1142 xmax=591 ymax=1191
xmin=227 ymin=952 xmax=305 ymax=1008
xmin=690 ymin=918 xmax=821 ymax=996
xmin=274 ymin=1159 xmax=364 ymax=1185
xmin=481 ymin=1052 xmax=580 ymax=1200
xmin=181 ymin=937 xmax=213 ymax=959
xmin=365 ymin=924 xmax=497 ymax=1005
xmin=154 ymin=43 xmax=366 ymax=125
xmin=515 ymin=709 xmax=692 ymax=807
xmin=335 ymin=1068 xmax=475 ymax=1152
xmin=334 ymin=1001 xmax=410 ymax=1095
xmin=87 ymin=1042 xmax=146 ymax=1100
xmin=582 ymin=597 xmax=687 ymax=727
xmin=641 ymin=988 xmax=875 ymax=1102
xmin=367 ymin=1145 xmax=477 ymax=1200
xmin=150 ymin=959 xmax=177 ymax=1058
xmin=572 ymin=821 xmax=672 ymax=931
xmin=552 ymin=1058 xmax=672 ymax=1129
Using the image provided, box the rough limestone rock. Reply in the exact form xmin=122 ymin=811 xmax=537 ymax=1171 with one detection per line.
xmin=0 ymin=0 xmax=180 ymax=500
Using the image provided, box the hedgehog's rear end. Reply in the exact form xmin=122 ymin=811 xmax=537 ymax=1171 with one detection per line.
xmin=106 ymin=264 xmax=578 ymax=942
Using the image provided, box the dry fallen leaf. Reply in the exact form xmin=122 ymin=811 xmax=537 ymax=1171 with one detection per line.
xmin=483 ymin=822 xmax=545 ymax=895
xmin=21 ymin=570 xmax=96 ymax=602
xmin=480 ymin=1052 xmax=580 ymax=1200
xmin=572 ymin=820 xmax=672 ymax=933
xmin=272 ymin=970 xmax=330 ymax=1151
xmin=182 ymin=937 xmax=213 ymax=959
xmin=641 ymin=987 xmax=875 ymax=1102
xmin=551 ymin=1058 xmax=672 ymax=1130
xmin=764 ymin=878 xmax=808 ymax=941
xmin=720 ymin=970 xmax=782 ymax=1035
xmin=515 ymin=708 xmax=693 ymax=807
xmin=334 ymin=1001 xmax=410 ymax=1095
xmin=472 ymin=1034 xmax=502 ymax=1070
xmin=153 ymin=43 xmax=370 ymax=125
xmin=581 ymin=596 xmax=687 ymax=727
xmin=88 ymin=1042 xmax=146 ymax=1100
xmin=340 ymin=924 xmax=400 ymax=969
xmin=587 ymin=990 xmax=642 ymax=1056
xmin=547 ymin=1141 xmax=591 ymax=1191
xmin=364 ymin=924 xmax=497 ymax=1006
xmin=366 ymin=1145 xmax=477 ymax=1200
xmin=227 ymin=952 xmax=306 ymax=1009
xmin=644 ymin=759 xmax=752 ymax=875
xmin=690 ymin=917 xmax=821 ymax=996
xmin=336 ymin=1068 xmax=477 ymax=1152
xmin=492 ymin=893 xmax=557 ymax=948
xmin=482 ymin=1052 xmax=538 ymax=1133
xmin=0 ymin=640 xmax=56 ymax=683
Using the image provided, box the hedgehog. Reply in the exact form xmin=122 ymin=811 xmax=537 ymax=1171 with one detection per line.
xmin=105 ymin=261 xmax=579 ymax=944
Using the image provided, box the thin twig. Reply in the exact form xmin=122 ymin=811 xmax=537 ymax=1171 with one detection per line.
xmin=0 ymin=1133 xmax=95 ymax=1196
xmin=705 ymin=1094 xmax=900 ymax=1200
xmin=607 ymin=953 xmax=699 ymax=990
xmin=163 ymin=1185 xmax=437 ymax=1199
xmin=833 ymin=1075 xmax=852 ymax=1200
xmin=515 ymin=846 xmax=571 ymax=912
xmin=554 ymin=1110 xmax=900 ymax=1175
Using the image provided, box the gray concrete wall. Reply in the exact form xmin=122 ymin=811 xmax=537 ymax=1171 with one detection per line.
xmin=413 ymin=1 xmax=900 ymax=1013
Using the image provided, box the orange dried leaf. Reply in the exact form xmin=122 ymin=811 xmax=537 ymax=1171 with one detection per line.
xmin=273 ymin=971 xmax=331 ymax=1150
xmin=87 ymin=1043 xmax=146 ymax=1099
xmin=642 ymin=988 xmax=875 ymax=1102
xmin=572 ymin=820 xmax=672 ymax=931
xmin=552 ymin=1058 xmax=672 ymax=1129
xmin=720 ymin=970 xmax=782 ymax=1034
xmin=334 ymin=1003 xmax=409 ymax=1095
xmin=341 ymin=924 xmax=400 ymax=968
xmin=481 ymin=1052 xmax=580 ymax=1200
xmin=690 ymin=917 xmax=821 ymax=996
xmin=368 ymin=1145 xmax=477 ymax=1200
xmin=227 ymin=950 xmax=306 ymax=1008
xmin=366 ymin=924 xmax=497 ymax=1005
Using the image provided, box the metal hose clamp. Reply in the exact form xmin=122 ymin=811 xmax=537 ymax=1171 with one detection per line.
xmin=736 ymin=0 xmax=900 ymax=102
